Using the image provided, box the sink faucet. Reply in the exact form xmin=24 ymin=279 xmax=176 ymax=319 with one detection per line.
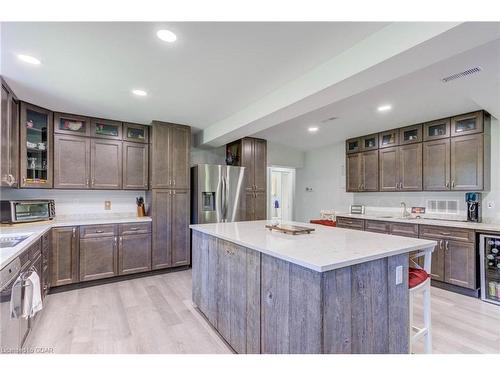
xmin=400 ymin=202 xmax=410 ymax=218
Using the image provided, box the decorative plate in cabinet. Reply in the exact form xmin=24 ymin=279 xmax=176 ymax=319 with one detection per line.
xmin=123 ymin=123 xmax=149 ymax=143
xmin=54 ymin=112 xmax=91 ymax=136
xmin=91 ymin=118 xmax=123 ymax=140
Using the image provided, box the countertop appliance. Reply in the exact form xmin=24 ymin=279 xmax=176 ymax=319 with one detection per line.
xmin=479 ymin=234 xmax=500 ymax=306
xmin=0 ymin=257 xmax=22 ymax=352
xmin=466 ymin=192 xmax=481 ymax=222
xmin=191 ymin=164 xmax=246 ymax=224
xmin=0 ymin=200 xmax=55 ymax=224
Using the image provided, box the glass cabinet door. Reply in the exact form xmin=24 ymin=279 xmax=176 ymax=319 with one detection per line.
xmin=399 ymin=124 xmax=422 ymax=144
xmin=20 ymin=102 xmax=53 ymax=188
xmin=123 ymin=123 xmax=149 ymax=143
xmin=91 ymin=118 xmax=122 ymax=140
xmin=346 ymin=137 xmax=361 ymax=154
xmin=423 ymin=118 xmax=450 ymax=141
xmin=54 ymin=112 xmax=90 ymax=136
xmin=378 ymin=129 xmax=399 ymax=148
xmin=451 ymin=111 xmax=484 ymax=137
xmin=361 ymin=134 xmax=378 ymax=150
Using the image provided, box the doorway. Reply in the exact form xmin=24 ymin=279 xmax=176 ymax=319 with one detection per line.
xmin=268 ymin=167 xmax=295 ymax=221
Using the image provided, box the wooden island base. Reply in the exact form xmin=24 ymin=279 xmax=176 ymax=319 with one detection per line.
xmin=192 ymin=231 xmax=410 ymax=354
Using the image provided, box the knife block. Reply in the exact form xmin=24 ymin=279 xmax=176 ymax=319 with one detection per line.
xmin=137 ymin=204 xmax=146 ymax=217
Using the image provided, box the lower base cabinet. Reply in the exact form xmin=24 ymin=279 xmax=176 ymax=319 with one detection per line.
xmin=80 ymin=236 xmax=118 ymax=282
xmin=119 ymin=232 xmax=151 ymax=275
xmin=50 ymin=226 xmax=79 ymax=287
xmin=444 ymin=240 xmax=475 ymax=289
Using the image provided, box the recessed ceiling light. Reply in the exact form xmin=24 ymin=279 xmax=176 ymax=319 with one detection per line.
xmin=17 ymin=54 xmax=41 ymax=65
xmin=308 ymin=126 xmax=319 ymax=133
xmin=156 ymin=29 xmax=177 ymax=43
xmin=132 ymin=89 xmax=147 ymax=96
xmin=377 ymin=104 xmax=392 ymax=112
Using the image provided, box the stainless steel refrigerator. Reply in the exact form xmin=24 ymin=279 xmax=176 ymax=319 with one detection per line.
xmin=191 ymin=164 xmax=246 ymax=224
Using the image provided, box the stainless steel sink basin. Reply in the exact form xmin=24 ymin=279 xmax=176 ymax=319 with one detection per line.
xmin=0 ymin=235 xmax=30 ymax=249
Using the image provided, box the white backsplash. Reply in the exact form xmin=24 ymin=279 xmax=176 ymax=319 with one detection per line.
xmin=0 ymin=188 xmax=146 ymax=219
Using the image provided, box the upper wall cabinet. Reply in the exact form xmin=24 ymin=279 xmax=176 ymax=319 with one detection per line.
xmin=450 ymin=111 xmax=483 ymax=137
xmin=54 ymin=112 xmax=91 ymax=136
xmin=346 ymin=110 xmax=490 ymax=192
xmin=91 ymin=118 xmax=123 ymax=140
xmin=1 ymin=78 xmax=19 ymax=188
xmin=361 ymin=134 xmax=378 ymax=151
xmin=423 ymin=118 xmax=450 ymax=141
xmin=20 ymin=102 xmax=53 ymax=188
xmin=123 ymin=123 xmax=149 ymax=143
xmin=379 ymin=129 xmax=399 ymax=149
xmin=399 ymin=124 xmax=422 ymax=145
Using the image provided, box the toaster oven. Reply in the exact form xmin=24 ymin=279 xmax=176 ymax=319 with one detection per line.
xmin=0 ymin=200 xmax=55 ymax=223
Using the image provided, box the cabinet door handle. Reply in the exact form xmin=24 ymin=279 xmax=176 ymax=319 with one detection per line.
xmin=72 ymin=228 xmax=76 ymax=238
xmin=91 ymin=178 xmax=95 ymax=186
xmin=95 ymin=230 xmax=104 ymax=233
xmin=130 ymin=227 xmax=138 ymax=231
xmin=114 ymin=236 xmax=117 ymax=247
xmin=169 ymin=178 xmax=172 ymax=186
xmin=451 ymin=180 xmax=455 ymax=188
xmin=86 ymin=178 xmax=89 ymax=187
xmin=446 ymin=181 xmax=450 ymax=189
xmin=173 ymin=179 xmax=175 ymax=186
xmin=23 ymin=177 xmax=26 ymax=184
xmin=445 ymin=240 xmax=449 ymax=252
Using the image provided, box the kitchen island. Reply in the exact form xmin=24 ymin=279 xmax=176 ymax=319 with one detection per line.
xmin=190 ymin=220 xmax=436 ymax=354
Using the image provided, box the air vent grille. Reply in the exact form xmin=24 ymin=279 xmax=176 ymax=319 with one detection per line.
xmin=441 ymin=67 xmax=482 ymax=83
xmin=427 ymin=199 xmax=459 ymax=214
xmin=321 ymin=116 xmax=338 ymax=123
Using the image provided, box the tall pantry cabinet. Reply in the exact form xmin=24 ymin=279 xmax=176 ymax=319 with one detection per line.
xmin=147 ymin=121 xmax=191 ymax=270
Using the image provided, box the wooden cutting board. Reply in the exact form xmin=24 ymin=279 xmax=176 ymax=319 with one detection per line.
xmin=265 ymin=224 xmax=315 ymax=235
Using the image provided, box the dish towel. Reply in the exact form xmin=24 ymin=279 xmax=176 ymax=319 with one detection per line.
xmin=23 ymin=272 xmax=43 ymax=317
xmin=10 ymin=276 xmax=23 ymax=319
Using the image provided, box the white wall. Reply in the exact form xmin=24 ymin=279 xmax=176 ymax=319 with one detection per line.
xmin=0 ymin=188 xmax=145 ymax=218
xmin=295 ymin=141 xmax=353 ymax=221
xmin=190 ymin=145 xmax=226 ymax=166
xmin=267 ymin=142 xmax=305 ymax=169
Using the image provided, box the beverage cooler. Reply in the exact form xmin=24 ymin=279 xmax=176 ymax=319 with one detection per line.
xmin=479 ymin=234 xmax=500 ymax=305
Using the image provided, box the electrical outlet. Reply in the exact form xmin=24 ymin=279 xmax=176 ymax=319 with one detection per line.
xmin=104 ymin=200 xmax=112 ymax=210
xmin=395 ymin=265 xmax=403 ymax=285
xmin=487 ymin=201 xmax=495 ymax=209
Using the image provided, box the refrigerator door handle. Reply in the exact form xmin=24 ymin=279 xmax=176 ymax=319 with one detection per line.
xmin=221 ymin=176 xmax=227 ymax=222
xmin=224 ymin=176 xmax=229 ymax=222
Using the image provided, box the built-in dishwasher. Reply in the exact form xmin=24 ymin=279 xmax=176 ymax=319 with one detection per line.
xmin=0 ymin=257 xmax=22 ymax=353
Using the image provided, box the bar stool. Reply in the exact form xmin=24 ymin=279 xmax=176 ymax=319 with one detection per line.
xmin=408 ymin=246 xmax=434 ymax=354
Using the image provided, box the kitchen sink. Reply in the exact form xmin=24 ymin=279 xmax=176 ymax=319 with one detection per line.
xmin=0 ymin=234 xmax=31 ymax=249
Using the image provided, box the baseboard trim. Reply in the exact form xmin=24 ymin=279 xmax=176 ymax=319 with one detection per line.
xmin=431 ymin=279 xmax=480 ymax=298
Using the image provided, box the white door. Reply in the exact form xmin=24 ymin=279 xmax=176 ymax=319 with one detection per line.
xmin=269 ymin=167 xmax=294 ymax=221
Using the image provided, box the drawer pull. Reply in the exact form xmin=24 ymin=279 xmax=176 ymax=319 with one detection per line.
xmin=129 ymin=227 xmax=139 ymax=231
xmin=440 ymin=232 xmax=451 ymax=236
xmin=95 ymin=230 xmax=105 ymax=233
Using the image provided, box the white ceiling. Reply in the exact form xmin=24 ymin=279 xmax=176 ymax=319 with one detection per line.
xmin=0 ymin=22 xmax=387 ymax=129
xmin=254 ymin=37 xmax=500 ymax=150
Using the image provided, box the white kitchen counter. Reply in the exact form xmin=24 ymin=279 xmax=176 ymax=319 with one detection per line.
xmin=336 ymin=213 xmax=500 ymax=233
xmin=0 ymin=216 xmax=152 ymax=269
xmin=190 ymin=220 xmax=436 ymax=272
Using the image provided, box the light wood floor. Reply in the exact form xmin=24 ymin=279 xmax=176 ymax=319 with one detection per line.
xmin=26 ymin=269 xmax=500 ymax=354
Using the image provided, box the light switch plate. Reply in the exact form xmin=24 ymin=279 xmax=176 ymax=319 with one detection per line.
xmin=104 ymin=201 xmax=112 ymax=210
xmin=395 ymin=265 xmax=403 ymax=285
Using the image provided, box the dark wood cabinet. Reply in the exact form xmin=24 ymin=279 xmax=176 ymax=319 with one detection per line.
xmin=419 ymin=237 xmax=445 ymax=282
xmin=399 ymin=124 xmax=422 ymax=145
xmin=149 ymin=189 xmax=190 ymax=269
xmin=90 ymin=138 xmax=122 ymax=189
xmin=123 ymin=141 xmax=148 ymax=190
xmin=450 ymin=134 xmax=484 ymax=190
xmin=346 ymin=151 xmax=378 ymax=192
xmin=123 ymin=123 xmax=148 ymax=143
xmin=379 ymin=147 xmax=398 ymax=191
xmin=450 ymin=111 xmax=483 ymax=137
xmin=91 ymin=118 xmax=122 ymax=140
xmin=365 ymin=220 xmax=390 ymax=234
xmin=19 ymin=102 xmax=53 ymax=188
xmin=54 ymin=112 xmax=91 ymax=136
xmin=54 ymin=134 xmax=91 ymax=189
xmin=1 ymin=79 xmax=19 ymax=187
xmin=423 ymin=139 xmax=450 ymax=191
xmin=41 ymin=231 xmax=51 ymax=300
xmin=245 ymin=191 xmax=267 ymax=221
xmin=361 ymin=133 xmax=378 ymax=151
xmin=379 ymin=129 xmax=399 ymax=149
xmin=150 ymin=121 xmax=190 ymax=189
xmin=346 ymin=137 xmax=361 ymax=154
xmin=336 ymin=217 xmax=365 ymax=230
xmin=444 ymin=240 xmax=476 ymax=289
xmin=50 ymin=227 xmax=79 ymax=286
xmin=80 ymin=235 xmax=118 ymax=282
xmin=379 ymin=144 xmax=422 ymax=191
xmin=423 ymin=118 xmax=450 ymax=141
xmin=119 ymin=232 xmax=151 ymax=275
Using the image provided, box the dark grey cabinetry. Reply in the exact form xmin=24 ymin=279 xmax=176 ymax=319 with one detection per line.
xmin=54 ymin=134 xmax=91 ymax=189
xmin=149 ymin=189 xmax=190 ymax=270
xmin=379 ymin=144 xmax=422 ymax=191
xmin=50 ymin=227 xmax=79 ymax=287
xmin=450 ymin=134 xmax=485 ymax=190
xmin=119 ymin=228 xmax=151 ymax=275
xmin=346 ymin=150 xmax=378 ymax=192
xmin=150 ymin=121 xmax=190 ymax=189
xmin=123 ymin=141 xmax=148 ymax=190
xmin=1 ymin=78 xmax=19 ymax=187
xmin=423 ymin=139 xmax=450 ymax=191
xmin=79 ymin=224 xmax=118 ymax=282
xmin=91 ymin=118 xmax=122 ymax=140
xmin=91 ymin=139 xmax=122 ymax=189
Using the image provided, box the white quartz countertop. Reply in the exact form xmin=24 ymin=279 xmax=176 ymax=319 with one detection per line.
xmin=336 ymin=213 xmax=500 ymax=233
xmin=190 ymin=220 xmax=436 ymax=272
xmin=0 ymin=216 xmax=152 ymax=269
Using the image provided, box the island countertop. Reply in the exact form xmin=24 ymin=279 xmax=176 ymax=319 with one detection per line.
xmin=190 ymin=220 xmax=436 ymax=272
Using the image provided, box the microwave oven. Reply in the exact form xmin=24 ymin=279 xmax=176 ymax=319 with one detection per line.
xmin=0 ymin=200 xmax=55 ymax=223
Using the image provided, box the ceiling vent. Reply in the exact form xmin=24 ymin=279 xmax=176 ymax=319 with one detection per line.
xmin=441 ymin=67 xmax=482 ymax=83
xmin=321 ymin=116 xmax=338 ymax=123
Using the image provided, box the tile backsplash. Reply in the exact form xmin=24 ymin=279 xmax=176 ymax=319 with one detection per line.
xmin=0 ymin=188 xmax=145 ymax=218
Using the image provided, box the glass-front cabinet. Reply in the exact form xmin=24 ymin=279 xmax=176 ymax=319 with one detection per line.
xmin=346 ymin=137 xmax=361 ymax=154
xmin=123 ymin=123 xmax=148 ymax=143
xmin=379 ymin=129 xmax=399 ymax=148
xmin=54 ymin=112 xmax=90 ymax=136
xmin=451 ymin=111 xmax=483 ymax=137
xmin=400 ymin=124 xmax=422 ymax=144
xmin=423 ymin=118 xmax=450 ymax=141
xmin=91 ymin=118 xmax=122 ymax=140
xmin=361 ymin=134 xmax=378 ymax=151
xmin=20 ymin=102 xmax=53 ymax=188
